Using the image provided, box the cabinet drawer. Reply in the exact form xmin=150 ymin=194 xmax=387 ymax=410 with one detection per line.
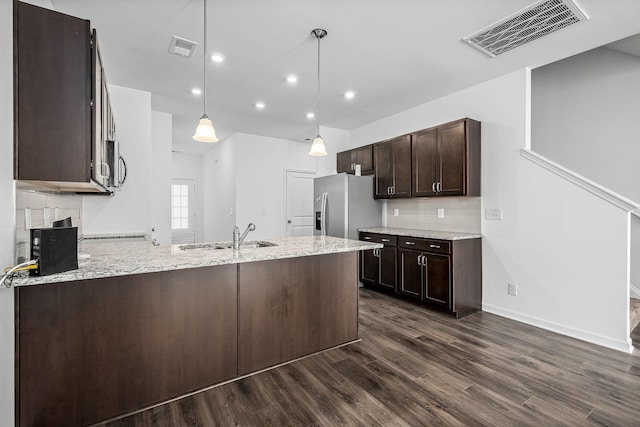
xmin=360 ymin=233 xmax=397 ymax=246
xmin=398 ymin=237 xmax=450 ymax=254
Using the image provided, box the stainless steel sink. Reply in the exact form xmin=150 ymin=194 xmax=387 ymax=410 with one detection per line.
xmin=179 ymin=241 xmax=277 ymax=250
xmin=178 ymin=243 xmax=227 ymax=250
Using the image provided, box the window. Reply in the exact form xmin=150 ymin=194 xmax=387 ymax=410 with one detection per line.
xmin=171 ymin=180 xmax=196 ymax=244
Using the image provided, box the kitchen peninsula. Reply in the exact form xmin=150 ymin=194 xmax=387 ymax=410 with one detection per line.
xmin=13 ymin=236 xmax=381 ymax=427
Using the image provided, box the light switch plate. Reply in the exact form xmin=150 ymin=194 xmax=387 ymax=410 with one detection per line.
xmin=437 ymin=208 xmax=445 ymax=218
xmin=508 ymin=283 xmax=518 ymax=296
xmin=485 ymin=208 xmax=503 ymax=220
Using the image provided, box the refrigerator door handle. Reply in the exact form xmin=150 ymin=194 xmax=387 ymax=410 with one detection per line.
xmin=320 ymin=191 xmax=328 ymax=236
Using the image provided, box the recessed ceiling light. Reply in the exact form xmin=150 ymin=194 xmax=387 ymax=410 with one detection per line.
xmin=255 ymin=102 xmax=266 ymax=109
xmin=344 ymin=91 xmax=356 ymax=100
xmin=286 ymin=75 xmax=298 ymax=84
xmin=306 ymin=112 xmax=315 ymax=119
xmin=191 ymin=87 xmax=202 ymax=95
xmin=211 ymin=52 xmax=225 ymax=63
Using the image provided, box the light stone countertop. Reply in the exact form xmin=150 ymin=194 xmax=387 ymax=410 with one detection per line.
xmin=358 ymin=227 xmax=482 ymax=241
xmin=12 ymin=235 xmax=382 ymax=287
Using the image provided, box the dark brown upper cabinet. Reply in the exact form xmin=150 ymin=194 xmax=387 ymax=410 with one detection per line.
xmin=373 ymin=135 xmax=411 ymax=199
xmin=14 ymin=1 xmax=110 ymax=193
xmin=337 ymin=145 xmax=374 ymax=175
xmin=412 ymin=118 xmax=481 ymax=197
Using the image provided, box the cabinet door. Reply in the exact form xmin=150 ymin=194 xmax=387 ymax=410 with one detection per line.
xmin=397 ymin=249 xmax=423 ymax=300
xmin=15 ymin=2 xmax=91 ymax=182
xmin=374 ymin=142 xmax=393 ymax=198
xmin=438 ymin=120 xmax=466 ymax=196
xmin=360 ymin=249 xmax=379 ymax=285
xmin=378 ymin=246 xmax=397 ymax=291
xmin=354 ymin=145 xmax=374 ymax=174
xmin=412 ymin=127 xmax=438 ymax=197
xmin=337 ymin=150 xmax=353 ymax=174
xmin=424 ymin=253 xmax=451 ymax=309
xmin=391 ymin=135 xmax=412 ymax=197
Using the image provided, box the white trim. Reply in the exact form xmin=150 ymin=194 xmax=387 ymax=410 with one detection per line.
xmin=520 ymin=149 xmax=640 ymax=212
xmin=483 ymin=303 xmax=634 ymax=354
xmin=631 ymin=284 xmax=640 ymax=299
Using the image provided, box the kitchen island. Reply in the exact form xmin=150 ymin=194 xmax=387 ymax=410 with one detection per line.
xmin=13 ymin=236 xmax=381 ymax=427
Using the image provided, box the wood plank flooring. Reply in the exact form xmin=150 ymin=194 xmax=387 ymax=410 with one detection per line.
xmin=99 ymin=289 xmax=640 ymax=426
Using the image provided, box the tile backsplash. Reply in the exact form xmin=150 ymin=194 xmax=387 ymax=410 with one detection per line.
xmin=386 ymin=197 xmax=481 ymax=233
xmin=15 ymin=189 xmax=82 ymax=263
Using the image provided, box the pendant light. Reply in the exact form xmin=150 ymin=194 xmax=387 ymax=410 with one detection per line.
xmin=308 ymin=28 xmax=328 ymax=156
xmin=192 ymin=0 xmax=218 ymax=142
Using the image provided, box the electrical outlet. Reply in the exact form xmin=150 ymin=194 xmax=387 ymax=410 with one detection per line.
xmin=485 ymin=208 xmax=503 ymax=220
xmin=508 ymin=283 xmax=518 ymax=296
xmin=437 ymin=208 xmax=445 ymax=218
xmin=229 ymin=208 xmax=234 ymax=216
xmin=393 ymin=208 xmax=399 ymax=217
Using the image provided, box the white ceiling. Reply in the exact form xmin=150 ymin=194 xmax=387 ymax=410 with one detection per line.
xmin=49 ymin=0 xmax=640 ymax=156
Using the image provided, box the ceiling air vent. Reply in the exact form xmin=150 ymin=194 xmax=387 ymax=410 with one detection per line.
xmin=463 ymin=0 xmax=588 ymax=57
xmin=168 ymin=35 xmax=198 ymax=58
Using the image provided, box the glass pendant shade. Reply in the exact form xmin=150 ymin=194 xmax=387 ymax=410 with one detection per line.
xmin=308 ymin=135 xmax=327 ymax=156
xmin=192 ymin=114 xmax=218 ymax=142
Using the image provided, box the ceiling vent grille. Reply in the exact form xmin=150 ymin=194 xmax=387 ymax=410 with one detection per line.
xmin=463 ymin=0 xmax=588 ymax=57
xmin=168 ymin=35 xmax=198 ymax=58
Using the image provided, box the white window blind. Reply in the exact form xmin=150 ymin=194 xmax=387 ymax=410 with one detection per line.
xmin=171 ymin=180 xmax=196 ymax=244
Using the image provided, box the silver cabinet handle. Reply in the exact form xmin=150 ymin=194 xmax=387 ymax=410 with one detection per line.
xmin=421 ymin=255 xmax=427 ymax=267
xmin=437 ymin=182 xmax=442 ymax=192
xmin=364 ymin=236 xmax=372 ymax=240
xmin=405 ymin=241 xmax=415 ymax=245
xmin=416 ymin=254 xmax=422 ymax=266
xmin=387 ymin=187 xmax=391 ymax=195
xmin=432 ymin=182 xmax=436 ymax=192
xmin=376 ymin=248 xmax=381 ymax=257
xmin=429 ymin=244 xmax=440 ymax=249
xmin=381 ymin=238 xmax=390 ymax=242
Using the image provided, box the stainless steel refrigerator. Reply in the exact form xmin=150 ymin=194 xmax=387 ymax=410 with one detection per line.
xmin=313 ymin=174 xmax=382 ymax=240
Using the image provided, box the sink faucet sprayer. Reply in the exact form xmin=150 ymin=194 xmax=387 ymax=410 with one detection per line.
xmin=233 ymin=223 xmax=256 ymax=250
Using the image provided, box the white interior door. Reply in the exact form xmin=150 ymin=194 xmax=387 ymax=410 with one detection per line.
xmin=285 ymin=170 xmax=315 ymax=237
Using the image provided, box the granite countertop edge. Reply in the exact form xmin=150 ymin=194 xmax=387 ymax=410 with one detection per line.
xmin=12 ymin=236 xmax=382 ymax=287
xmin=358 ymin=227 xmax=483 ymax=240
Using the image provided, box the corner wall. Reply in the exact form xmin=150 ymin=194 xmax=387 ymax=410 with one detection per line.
xmin=0 ymin=0 xmax=15 ymax=423
xmin=351 ymin=69 xmax=631 ymax=352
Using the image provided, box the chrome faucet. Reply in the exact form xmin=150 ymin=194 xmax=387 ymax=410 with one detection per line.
xmin=233 ymin=223 xmax=256 ymax=250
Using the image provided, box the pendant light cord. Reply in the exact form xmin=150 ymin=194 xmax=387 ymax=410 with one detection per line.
xmin=316 ymin=32 xmax=320 ymax=137
xmin=203 ymin=0 xmax=208 ymax=115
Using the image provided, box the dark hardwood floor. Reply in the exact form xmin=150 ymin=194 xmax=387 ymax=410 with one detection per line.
xmin=99 ymin=289 xmax=640 ymax=426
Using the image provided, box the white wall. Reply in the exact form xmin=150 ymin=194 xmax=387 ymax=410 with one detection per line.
xmin=151 ymin=111 xmax=172 ymax=245
xmin=0 ymin=0 xmax=15 ymax=423
xmin=172 ymin=152 xmax=204 ymax=242
xmin=200 ymin=129 xmax=345 ymax=242
xmin=632 ymin=212 xmax=640 ymax=298
xmin=83 ymin=85 xmax=152 ymax=235
xmin=532 ymin=47 xmax=640 ymax=204
xmin=352 ymin=69 xmax=632 ymax=352
xmin=202 ymin=135 xmax=237 ymax=242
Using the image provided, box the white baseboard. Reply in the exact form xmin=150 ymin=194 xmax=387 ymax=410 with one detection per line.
xmin=482 ymin=304 xmax=634 ymax=354
xmin=631 ymin=284 xmax=640 ymax=299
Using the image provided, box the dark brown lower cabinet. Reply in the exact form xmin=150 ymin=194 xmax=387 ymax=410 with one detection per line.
xmin=359 ymin=233 xmax=396 ymax=292
xmin=16 ymin=265 xmax=238 ymax=427
xmin=238 ymin=252 xmax=358 ymax=375
xmin=362 ymin=232 xmax=481 ymax=318
xmin=398 ymin=248 xmax=451 ymax=308
xmin=16 ymin=252 xmax=360 ymax=427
